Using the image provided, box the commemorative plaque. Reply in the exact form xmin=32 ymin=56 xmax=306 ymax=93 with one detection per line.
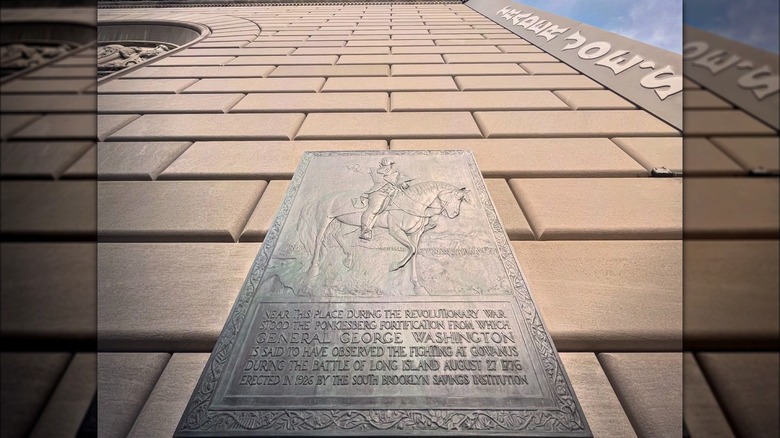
xmin=176 ymin=151 xmax=590 ymax=436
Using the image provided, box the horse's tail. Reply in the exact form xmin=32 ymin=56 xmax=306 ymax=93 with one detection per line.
xmin=297 ymin=199 xmax=318 ymax=254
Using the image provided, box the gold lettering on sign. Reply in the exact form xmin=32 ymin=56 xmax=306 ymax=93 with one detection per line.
xmin=496 ymin=6 xmax=683 ymax=100
xmin=640 ymin=65 xmax=684 ymax=100
xmin=596 ymin=50 xmax=644 ymax=75
xmin=684 ymin=40 xmax=779 ymax=101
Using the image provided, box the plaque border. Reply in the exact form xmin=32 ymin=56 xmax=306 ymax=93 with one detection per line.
xmin=175 ymin=150 xmax=591 ymax=437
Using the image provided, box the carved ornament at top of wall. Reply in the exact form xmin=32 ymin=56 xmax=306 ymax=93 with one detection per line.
xmin=0 ymin=43 xmax=73 ymax=70
xmin=97 ymin=43 xmax=170 ymax=68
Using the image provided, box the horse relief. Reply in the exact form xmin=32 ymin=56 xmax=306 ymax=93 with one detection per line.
xmin=295 ymin=158 xmax=471 ymax=296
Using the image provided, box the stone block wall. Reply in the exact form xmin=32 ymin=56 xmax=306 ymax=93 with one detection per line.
xmin=1 ymin=2 xmax=777 ymax=437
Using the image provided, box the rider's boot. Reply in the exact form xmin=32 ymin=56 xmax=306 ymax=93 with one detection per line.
xmin=360 ymin=210 xmax=378 ymax=241
xmin=353 ymin=195 xmax=368 ymax=209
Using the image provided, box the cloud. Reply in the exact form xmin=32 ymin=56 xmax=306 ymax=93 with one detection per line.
xmin=711 ymin=0 xmax=778 ymax=53
xmin=514 ymin=0 xmax=682 ymax=53
xmin=610 ymin=0 xmax=682 ymax=52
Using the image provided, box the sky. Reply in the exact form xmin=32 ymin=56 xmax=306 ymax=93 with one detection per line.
xmin=510 ymin=0 xmax=683 ymax=53
xmin=684 ymin=0 xmax=779 ymax=54
xmin=513 ymin=0 xmax=780 ymax=54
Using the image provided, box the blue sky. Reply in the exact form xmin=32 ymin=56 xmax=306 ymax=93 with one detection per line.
xmin=509 ymin=0 xmax=683 ymax=53
xmin=512 ymin=0 xmax=780 ymax=54
xmin=684 ymin=0 xmax=779 ymax=53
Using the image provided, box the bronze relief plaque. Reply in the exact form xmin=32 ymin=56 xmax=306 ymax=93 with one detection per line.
xmin=176 ymin=151 xmax=590 ymax=436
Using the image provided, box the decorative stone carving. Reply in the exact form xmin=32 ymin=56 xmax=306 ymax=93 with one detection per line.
xmin=97 ymin=43 xmax=173 ymax=76
xmin=0 ymin=43 xmax=73 ymax=74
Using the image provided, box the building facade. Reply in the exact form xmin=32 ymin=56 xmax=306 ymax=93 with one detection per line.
xmin=0 ymin=1 xmax=777 ymax=437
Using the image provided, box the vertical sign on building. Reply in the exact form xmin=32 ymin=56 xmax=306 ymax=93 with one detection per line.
xmin=467 ymin=0 xmax=683 ymax=130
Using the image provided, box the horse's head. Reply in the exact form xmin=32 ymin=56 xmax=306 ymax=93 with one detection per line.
xmin=439 ymin=187 xmax=470 ymax=219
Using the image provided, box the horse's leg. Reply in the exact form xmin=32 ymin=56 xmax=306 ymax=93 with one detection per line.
xmin=410 ymin=225 xmax=429 ymax=295
xmin=308 ymin=218 xmax=333 ymax=277
xmin=332 ymin=221 xmax=356 ymax=270
xmin=424 ymin=216 xmax=438 ymax=232
xmin=387 ymin=220 xmax=415 ymax=272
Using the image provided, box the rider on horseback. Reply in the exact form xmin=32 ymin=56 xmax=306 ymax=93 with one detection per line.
xmin=349 ymin=157 xmax=413 ymax=241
